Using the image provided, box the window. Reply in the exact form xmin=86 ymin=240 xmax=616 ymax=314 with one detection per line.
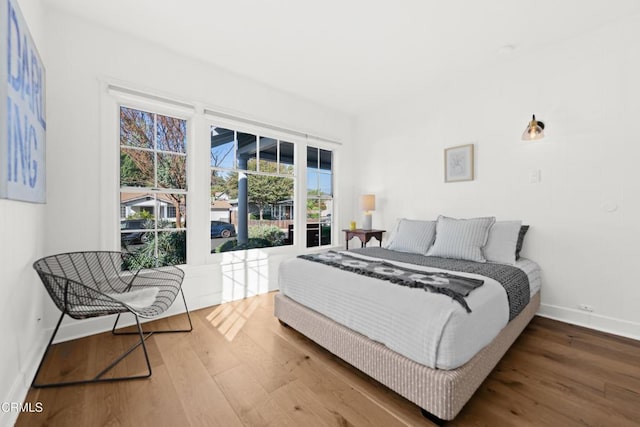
xmin=306 ymin=146 xmax=333 ymax=247
xmin=209 ymin=125 xmax=295 ymax=252
xmin=119 ymin=106 xmax=187 ymax=269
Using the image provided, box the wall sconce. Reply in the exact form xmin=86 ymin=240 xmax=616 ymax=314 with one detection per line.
xmin=360 ymin=194 xmax=375 ymax=230
xmin=522 ymin=114 xmax=545 ymax=141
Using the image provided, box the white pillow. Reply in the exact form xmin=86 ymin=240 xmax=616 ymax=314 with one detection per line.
xmin=483 ymin=221 xmax=522 ymax=265
xmin=386 ymin=219 xmax=436 ymax=254
xmin=426 ymin=215 xmax=496 ymax=262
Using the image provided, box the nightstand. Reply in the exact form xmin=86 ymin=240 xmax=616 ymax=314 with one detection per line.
xmin=342 ymin=229 xmax=386 ymax=250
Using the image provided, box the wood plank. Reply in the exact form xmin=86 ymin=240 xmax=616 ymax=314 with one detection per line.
xmin=242 ymin=324 xmax=410 ymax=425
xmin=17 ymin=294 xmax=640 ymax=427
xmin=225 ymin=330 xmax=296 ymax=393
xmin=16 ymin=381 xmax=86 ymax=427
xmin=247 ymin=316 xmax=428 ymax=426
xmin=105 ymin=363 xmax=187 ymax=427
xmin=287 ymin=349 xmax=407 ymax=426
xmin=270 ymin=379 xmax=349 ymax=427
xmin=155 ymin=335 xmax=243 ymax=427
xmin=517 ymin=334 xmax=640 ymax=394
xmin=488 ymin=363 xmax=633 ymax=426
xmin=214 ymin=364 xmax=295 ymax=426
xmin=604 ymin=382 xmax=640 ymax=421
xmin=186 ymin=313 xmax=243 ymax=377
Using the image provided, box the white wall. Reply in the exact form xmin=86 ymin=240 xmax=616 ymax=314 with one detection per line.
xmin=0 ymin=3 xmax=47 ymax=426
xmin=354 ymin=15 xmax=640 ymax=339
xmin=41 ymin=6 xmax=354 ymax=340
xmin=1 ymin=4 xmax=354 ymax=416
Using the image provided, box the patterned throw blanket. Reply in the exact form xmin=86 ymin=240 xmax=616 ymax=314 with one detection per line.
xmin=299 ymin=251 xmax=484 ymax=313
xmin=350 ymin=248 xmax=531 ymax=321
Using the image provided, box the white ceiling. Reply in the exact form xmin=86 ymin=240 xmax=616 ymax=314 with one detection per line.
xmin=43 ymin=0 xmax=640 ymax=115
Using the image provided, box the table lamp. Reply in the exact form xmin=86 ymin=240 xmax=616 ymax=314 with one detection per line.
xmin=360 ymin=194 xmax=375 ymax=230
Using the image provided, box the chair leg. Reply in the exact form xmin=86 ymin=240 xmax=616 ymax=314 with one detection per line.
xmin=112 ymin=289 xmax=193 ymax=335
xmin=32 ymin=313 xmax=152 ymax=388
xmin=31 ymin=312 xmax=65 ymax=388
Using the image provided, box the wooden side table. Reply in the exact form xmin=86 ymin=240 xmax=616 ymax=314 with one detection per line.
xmin=342 ymin=229 xmax=386 ymax=250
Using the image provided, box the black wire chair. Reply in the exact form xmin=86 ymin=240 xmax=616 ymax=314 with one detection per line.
xmin=32 ymin=251 xmax=193 ymax=388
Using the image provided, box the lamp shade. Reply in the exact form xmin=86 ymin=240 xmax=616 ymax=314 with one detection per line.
xmin=522 ymin=114 xmax=545 ymax=141
xmin=360 ymin=194 xmax=375 ymax=211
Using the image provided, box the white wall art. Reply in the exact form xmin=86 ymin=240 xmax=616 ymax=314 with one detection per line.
xmin=444 ymin=144 xmax=474 ymax=183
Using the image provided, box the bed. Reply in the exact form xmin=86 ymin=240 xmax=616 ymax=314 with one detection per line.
xmin=274 ymin=217 xmax=539 ymax=421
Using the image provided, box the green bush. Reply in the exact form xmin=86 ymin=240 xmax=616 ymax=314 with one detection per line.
xmin=212 ymin=224 xmax=286 ymax=253
xmin=127 ymin=210 xmax=154 ymax=220
xmin=249 ymin=212 xmax=273 ymax=220
xmin=122 ymin=220 xmax=186 ymax=270
xmin=214 ymin=238 xmax=272 ymax=253
xmin=249 ymin=225 xmax=286 ymax=246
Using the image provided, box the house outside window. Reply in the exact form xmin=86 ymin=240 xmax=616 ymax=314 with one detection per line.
xmin=119 ymin=106 xmax=187 ymax=269
xmin=209 ymin=126 xmax=295 ymax=252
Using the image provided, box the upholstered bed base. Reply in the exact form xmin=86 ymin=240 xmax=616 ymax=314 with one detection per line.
xmin=274 ymin=291 xmax=540 ymax=420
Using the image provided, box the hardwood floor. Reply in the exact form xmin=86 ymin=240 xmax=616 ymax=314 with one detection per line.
xmin=17 ymin=293 xmax=640 ymax=426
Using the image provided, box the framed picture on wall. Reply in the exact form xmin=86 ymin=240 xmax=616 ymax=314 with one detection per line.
xmin=444 ymin=144 xmax=474 ymax=182
xmin=0 ymin=0 xmax=47 ymax=203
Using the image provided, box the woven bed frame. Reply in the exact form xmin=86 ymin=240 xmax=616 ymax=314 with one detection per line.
xmin=274 ymin=291 xmax=540 ymax=421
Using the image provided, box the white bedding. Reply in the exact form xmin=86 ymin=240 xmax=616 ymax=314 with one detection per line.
xmin=278 ymin=251 xmax=540 ymax=370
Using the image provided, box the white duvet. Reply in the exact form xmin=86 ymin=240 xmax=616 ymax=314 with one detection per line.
xmin=278 ymin=251 xmax=540 ymax=370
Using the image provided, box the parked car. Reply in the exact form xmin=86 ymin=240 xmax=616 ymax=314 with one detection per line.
xmin=121 ymin=219 xmax=151 ymax=245
xmin=211 ymin=221 xmax=236 ymax=238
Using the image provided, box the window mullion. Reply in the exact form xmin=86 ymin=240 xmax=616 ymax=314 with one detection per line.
xmin=153 ymin=113 xmax=158 ymax=189
xmin=256 ymin=134 xmax=261 ymax=172
xmin=153 ymin=194 xmax=158 ymax=263
xmin=234 ymin=130 xmax=238 ymax=170
xmin=119 ymin=187 xmax=188 ymax=195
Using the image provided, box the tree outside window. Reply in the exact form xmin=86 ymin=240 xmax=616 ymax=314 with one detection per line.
xmin=119 ymin=106 xmax=187 ymax=269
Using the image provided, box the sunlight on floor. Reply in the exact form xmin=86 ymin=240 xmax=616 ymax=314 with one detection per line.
xmin=205 ymin=296 xmax=260 ymax=341
xmin=220 ymin=250 xmax=270 ymax=302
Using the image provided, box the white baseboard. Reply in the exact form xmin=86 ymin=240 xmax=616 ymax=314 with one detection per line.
xmin=54 ymin=291 xmax=223 ymax=343
xmin=538 ymin=303 xmax=640 ymax=341
xmin=1 ymin=330 xmax=48 ymax=427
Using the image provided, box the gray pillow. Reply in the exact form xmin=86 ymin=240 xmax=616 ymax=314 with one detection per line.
xmin=483 ymin=221 xmax=522 ymax=265
xmin=427 ymin=215 xmax=496 ymax=262
xmin=387 ymin=219 xmax=437 ymax=254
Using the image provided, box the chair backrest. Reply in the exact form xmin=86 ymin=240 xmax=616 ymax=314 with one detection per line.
xmin=33 ymin=252 xmax=130 ymax=316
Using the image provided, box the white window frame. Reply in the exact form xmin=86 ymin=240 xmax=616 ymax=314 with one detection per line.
xmin=100 ymin=82 xmax=341 ymax=268
xmin=208 ymin=122 xmax=297 ymax=246
xmin=204 ymin=112 xmax=340 ymax=261
xmin=99 ymin=84 xmax=195 ymax=263
xmin=305 ymin=145 xmax=335 ymax=249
